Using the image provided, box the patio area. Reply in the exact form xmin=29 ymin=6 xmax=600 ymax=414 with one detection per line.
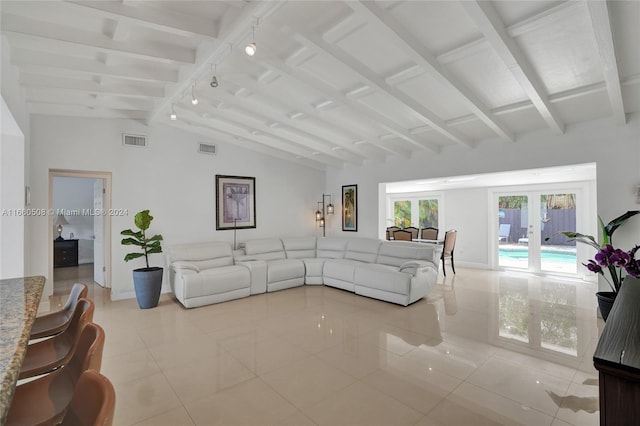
xmin=498 ymin=243 xmax=577 ymax=274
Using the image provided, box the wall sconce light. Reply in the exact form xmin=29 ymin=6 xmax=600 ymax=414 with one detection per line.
xmin=170 ymin=104 xmax=177 ymax=120
xmin=315 ymin=193 xmax=334 ymax=237
xmin=245 ymin=25 xmax=257 ymax=56
xmin=191 ymin=84 xmax=199 ymax=105
xmin=54 ymin=214 xmax=69 ymax=241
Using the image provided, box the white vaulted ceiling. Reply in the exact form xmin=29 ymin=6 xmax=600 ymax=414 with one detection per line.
xmin=2 ymin=1 xmax=638 ymax=169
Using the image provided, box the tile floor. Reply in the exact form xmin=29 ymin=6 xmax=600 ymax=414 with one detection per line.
xmin=47 ymin=266 xmax=603 ymax=425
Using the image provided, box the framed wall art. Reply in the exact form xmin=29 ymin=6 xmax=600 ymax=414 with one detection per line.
xmin=215 ymin=175 xmax=256 ymax=230
xmin=342 ymin=184 xmax=357 ymax=232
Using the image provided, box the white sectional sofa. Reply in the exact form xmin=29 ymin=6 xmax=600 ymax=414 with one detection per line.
xmin=169 ymin=237 xmax=440 ymax=308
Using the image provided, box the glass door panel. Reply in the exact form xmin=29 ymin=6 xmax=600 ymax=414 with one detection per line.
xmin=539 ymin=193 xmax=577 ymax=274
xmin=393 ymin=200 xmax=412 ymax=228
xmin=418 ymin=199 xmax=438 ymax=229
xmin=498 ymin=195 xmax=530 ymax=269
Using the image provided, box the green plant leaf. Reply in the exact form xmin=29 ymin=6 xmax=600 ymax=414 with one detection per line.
xmin=121 ymin=238 xmax=143 ymax=246
xmin=134 ymin=210 xmax=152 ymax=231
xmin=604 ymin=210 xmax=640 ymax=238
xmin=147 ymin=234 xmax=163 ymax=242
xmin=124 ymin=252 xmax=144 ymax=262
xmin=547 ymin=231 xmax=600 ymax=250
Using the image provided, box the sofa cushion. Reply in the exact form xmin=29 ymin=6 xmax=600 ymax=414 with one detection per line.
xmin=377 ymin=242 xmax=436 ymax=267
xmin=170 ymin=242 xmax=234 ymax=269
xmin=323 ymin=259 xmax=360 ymax=283
xmin=283 ymin=237 xmax=316 ymax=259
xmin=267 ymin=259 xmax=305 ymax=283
xmin=317 ymin=238 xmax=348 ymax=258
xmin=183 ymin=265 xmax=250 ymax=298
xmin=354 ymin=264 xmax=412 ymax=295
xmin=344 ymin=238 xmax=381 ymax=263
xmin=244 ymin=239 xmax=286 ymax=261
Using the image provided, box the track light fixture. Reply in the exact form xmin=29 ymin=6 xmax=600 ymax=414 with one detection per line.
xmin=245 ymin=25 xmax=256 ymax=56
xmin=210 ymin=64 xmax=219 ymax=88
xmin=191 ymin=84 xmax=198 ymax=105
xmin=170 ymin=104 xmax=177 ymax=121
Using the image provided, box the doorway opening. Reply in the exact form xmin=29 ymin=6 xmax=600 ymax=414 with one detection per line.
xmin=49 ymin=170 xmax=112 ymax=305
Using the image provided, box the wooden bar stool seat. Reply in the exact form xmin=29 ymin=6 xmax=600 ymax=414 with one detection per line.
xmin=20 ymin=298 xmax=94 ymax=379
xmin=60 ymin=370 xmax=116 ymax=426
xmin=6 ymin=322 xmax=106 ymax=426
xmin=30 ymin=283 xmax=88 ymax=340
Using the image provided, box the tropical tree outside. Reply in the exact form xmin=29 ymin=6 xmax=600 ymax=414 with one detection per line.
xmin=394 ymin=201 xmax=411 ymax=228
xmin=419 ymin=199 xmax=438 ymax=228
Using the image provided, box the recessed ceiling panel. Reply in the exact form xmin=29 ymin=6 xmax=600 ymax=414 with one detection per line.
xmin=386 ymin=1 xmax=483 ymax=54
xmin=496 ymin=107 xmax=548 ymax=135
xmin=357 ymin=91 xmax=426 ymax=129
xmin=446 ymin=45 xmax=529 ymax=109
xmin=395 ymin=72 xmax=472 ymax=121
xmin=492 ymin=0 xmax=566 ymax=27
xmin=515 ymin=8 xmax=602 ymax=95
xmin=553 ymin=91 xmax=612 ymax=125
xmin=298 ymin=53 xmax=363 ymax=92
xmin=335 ymin=23 xmax=410 ymax=76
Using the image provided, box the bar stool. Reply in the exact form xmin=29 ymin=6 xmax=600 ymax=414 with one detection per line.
xmin=60 ymin=370 xmax=116 ymax=426
xmin=20 ymin=298 xmax=94 ymax=379
xmin=30 ymin=283 xmax=88 ymax=339
xmin=6 ymin=322 xmax=106 ymax=426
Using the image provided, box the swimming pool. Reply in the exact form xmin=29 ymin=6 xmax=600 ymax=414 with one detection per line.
xmin=499 ymin=248 xmax=576 ymax=264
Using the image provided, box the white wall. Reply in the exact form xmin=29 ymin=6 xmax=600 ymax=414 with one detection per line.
xmin=0 ymin=98 xmax=25 ymax=278
xmin=326 ymin=114 xmax=640 ymax=274
xmin=29 ymin=115 xmax=325 ymax=300
xmin=1 ymin=34 xmax=30 ymax=279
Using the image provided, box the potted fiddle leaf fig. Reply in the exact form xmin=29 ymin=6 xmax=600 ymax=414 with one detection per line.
xmin=121 ymin=210 xmax=164 ymax=309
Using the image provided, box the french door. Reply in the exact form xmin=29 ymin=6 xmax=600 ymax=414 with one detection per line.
xmin=388 ymin=193 xmax=442 ymax=230
xmin=495 ymin=188 xmax=582 ymax=275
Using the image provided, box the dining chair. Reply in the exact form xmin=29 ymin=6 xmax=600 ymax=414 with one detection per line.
xmin=441 ymin=229 xmax=458 ymax=276
xmin=420 ymin=227 xmax=439 ymax=240
xmin=6 ymin=322 xmax=106 ymax=426
xmin=393 ymin=230 xmax=412 ymax=241
xmin=386 ymin=226 xmax=400 ymax=240
xmin=405 ymin=226 xmax=419 ymax=239
xmin=30 ymin=283 xmax=88 ymax=339
xmin=60 ymin=370 xmax=116 ymax=426
xmin=20 ymin=298 xmax=95 ymax=379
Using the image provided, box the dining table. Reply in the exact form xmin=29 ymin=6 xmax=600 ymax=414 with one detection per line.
xmin=0 ymin=276 xmax=46 ymax=425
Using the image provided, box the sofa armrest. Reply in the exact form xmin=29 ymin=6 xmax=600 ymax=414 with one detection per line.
xmin=171 ymin=261 xmax=200 ymax=273
xmin=399 ymin=260 xmax=436 ymax=276
xmin=236 ymin=260 xmax=267 ymax=295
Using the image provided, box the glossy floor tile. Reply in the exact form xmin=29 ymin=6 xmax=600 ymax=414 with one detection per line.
xmin=43 ymin=267 xmax=603 ymax=425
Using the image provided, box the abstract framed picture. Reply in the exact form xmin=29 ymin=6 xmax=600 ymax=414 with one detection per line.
xmin=215 ymin=175 xmax=256 ymax=230
xmin=342 ymin=184 xmax=357 ymax=232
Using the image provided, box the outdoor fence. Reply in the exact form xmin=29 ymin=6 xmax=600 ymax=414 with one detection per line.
xmin=499 ymin=209 xmax=576 ymax=246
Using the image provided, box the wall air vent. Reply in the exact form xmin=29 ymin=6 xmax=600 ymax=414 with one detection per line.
xmin=122 ymin=133 xmax=147 ymax=148
xmin=198 ymin=143 xmax=217 ymax=155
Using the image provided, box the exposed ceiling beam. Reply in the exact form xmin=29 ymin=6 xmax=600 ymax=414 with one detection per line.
xmin=282 ymin=24 xmax=474 ymax=148
xmin=198 ymin=90 xmax=366 ymax=164
xmin=1 ymin=13 xmax=195 ymax=64
xmin=193 ymin=97 xmax=359 ymax=165
xmin=26 ymin=89 xmax=155 ymax=111
xmin=347 ymin=1 xmax=514 ymax=143
xmin=19 ymin=74 xmax=165 ymax=98
xmin=256 ymin=55 xmax=436 ymax=154
xmin=460 ymin=0 xmax=565 ymax=135
xmin=169 ymin=120 xmax=327 ymax=171
xmin=174 ymin=105 xmax=345 ymax=168
xmin=587 ymin=0 xmax=626 ymax=126
xmin=228 ymin=74 xmax=389 ymax=160
xmin=28 ymin=103 xmax=149 ymax=120
xmin=65 ymin=1 xmax=219 ymax=39
xmin=11 ymin=49 xmax=178 ymax=84
xmin=148 ymin=1 xmax=287 ymax=124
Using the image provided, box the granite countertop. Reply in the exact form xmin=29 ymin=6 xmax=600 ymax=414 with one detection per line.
xmin=0 ymin=276 xmax=45 ymax=425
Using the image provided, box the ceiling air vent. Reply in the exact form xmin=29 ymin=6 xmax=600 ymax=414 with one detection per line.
xmin=122 ymin=133 xmax=147 ymax=148
xmin=198 ymin=142 xmax=217 ymax=155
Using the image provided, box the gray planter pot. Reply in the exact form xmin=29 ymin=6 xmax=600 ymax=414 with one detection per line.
xmin=132 ymin=267 xmax=163 ymax=309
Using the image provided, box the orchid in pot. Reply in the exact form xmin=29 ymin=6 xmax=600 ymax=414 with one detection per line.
xmin=549 ymin=210 xmax=639 ymax=320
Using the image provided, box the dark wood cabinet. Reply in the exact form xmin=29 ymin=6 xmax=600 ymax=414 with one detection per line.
xmin=593 ymin=276 xmax=640 ymax=425
xmin=53 ymin=239 xmax=78 ymax=268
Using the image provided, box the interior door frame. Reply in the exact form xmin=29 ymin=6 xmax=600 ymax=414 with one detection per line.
xmin=489 ymin=181 xmax=594 ymax=278
xmin=49 ymin=169 xmax=112 ymax=289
